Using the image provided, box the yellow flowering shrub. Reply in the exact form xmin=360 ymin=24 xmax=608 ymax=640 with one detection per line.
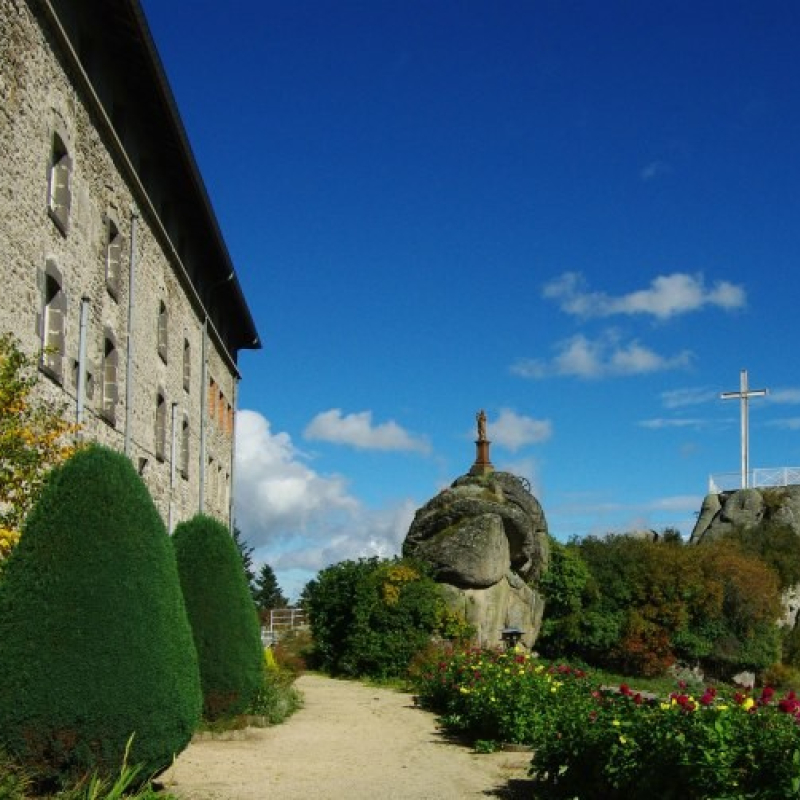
xmin=0 ymin=527 xmax=20 ymax=559
xmin=0 ymin=334 xmax=80 ymax=540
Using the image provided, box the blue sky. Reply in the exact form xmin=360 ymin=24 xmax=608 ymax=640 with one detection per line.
xmin=141 ymin=1 xmax=800 ymax=600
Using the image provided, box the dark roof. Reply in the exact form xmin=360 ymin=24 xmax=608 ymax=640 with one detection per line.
xmin=45 ymin=0 xmax=261 ymax=360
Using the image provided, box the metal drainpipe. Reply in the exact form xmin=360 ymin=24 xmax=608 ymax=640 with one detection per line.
xmin=228 ymin=375 xmax=240 ymax=532
xmin=76 ymin=297 xmax=90 ymax=426
xmin=199 ymin=316 xmax=208 ymax=514
xmin=168 ymin=401 xmax=178 ymax=534
xmin=124 ymin=206 xmax=139 ymax=457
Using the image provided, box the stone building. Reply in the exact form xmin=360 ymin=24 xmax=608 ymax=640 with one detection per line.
xmin=0 ymin=0 xmax=260 ymax=529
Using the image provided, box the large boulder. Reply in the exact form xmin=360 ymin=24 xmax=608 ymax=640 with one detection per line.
xmin=402 ymin=471 xmax=549 ymax=648
xmin=690 ymin=486 xmax=800 ymax=543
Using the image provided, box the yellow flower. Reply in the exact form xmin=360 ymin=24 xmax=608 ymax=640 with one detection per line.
xmin=742 ymin=697 xmax=755 ymax=711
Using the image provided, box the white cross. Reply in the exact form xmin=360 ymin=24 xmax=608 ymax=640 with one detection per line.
xmin=721 ymin=369 xmax=768 ymax=489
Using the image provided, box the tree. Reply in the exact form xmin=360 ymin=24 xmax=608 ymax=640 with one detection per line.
xmin=173 ymin=515 xmax=264 ymax=720
xmin=254 ymin=563 xmax=288 ymax=616
xmin=304 ymin=557 xmax=443 ymax=678
xmin=0 ymin=334 xmax=78 ymax=544
xmin=232 ymin=524 xmax=256 ymax=595
xmin=539 ymin=532 xmax=784 ymax=678
xmin=0 ymin=445 xmax=201 ymax=785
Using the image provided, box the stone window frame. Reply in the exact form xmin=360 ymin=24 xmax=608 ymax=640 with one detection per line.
xmin=100 ymin=328 xmax=119 ymax=425
xmin=208 ymin=376 xmax=217 ymax=420
xmin=104 ymin=211 xmax=123 ymax=301
xmin=182 ymin=337 xmax=191 ymax=392
xmin=208 ymin=454 xmax=216 ymax=509
xmin=155 ymin=388 xmax=167 ymax=462
xmin=40 ymin=259 xmax=66 ymax=383
xmin=180 ymin=413 xmax=190 ymax=479
xmin=157 ymin=299 xmax=168 ymax=363
xmin=47 ymin=123 xmax=72 ymax=235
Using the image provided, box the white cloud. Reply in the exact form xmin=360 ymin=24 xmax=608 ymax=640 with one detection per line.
xmin=638 ymin=418 xmax=707 ymax=430
xmin=234 ymin=409 xmax=419 ymax=600
xmin=489 ymin=408 xmax=552 ymax=451
xmin=660 ymin=387 xmax=718 ymax=409
xmin=511 ymin=332 xmax=692 ymax=380
xmin=765 ymin=418 xmax=800 ymax=430
xmin=304 ymin=408 xmax=430 ymax=453
xmin=767 ymin=389 xmax=800 ymax=405
xmin=494 ymin=456 xmax=543 ymax=496
xmin=542 ymin=271 xmax=746 ymax=320
xmin=234 ymin=409 xmax=358 ymax=541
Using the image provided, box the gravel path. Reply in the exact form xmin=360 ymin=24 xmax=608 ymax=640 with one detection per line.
xmin=160 ymin=673 xmax=534 ymax=800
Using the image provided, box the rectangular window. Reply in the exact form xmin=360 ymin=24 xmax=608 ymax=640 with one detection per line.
xmin=182 ymin=338 xmax=191 ymax=392
xmin=180 ymin=416 xmax=190 ymax=479
xmin=155 ymin=391 xmax=166 ymax=461
xmin=101 ymin=335 xmax=118 ymax=424
xmin=157 ymin=300 xmax=168 ymax=363
xmin=208 ymin=377 xmax=217 ymax=420
xmin=41 ymin=264 xmax=66 ymax=381
xmin=48 ymin=132 xmax=72 ymax=234
xmin=105 ymin=219 xmax=122 ymax=299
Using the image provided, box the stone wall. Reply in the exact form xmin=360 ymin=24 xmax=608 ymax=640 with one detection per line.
xmin=0 ymin=0 xmax=238 ymax=528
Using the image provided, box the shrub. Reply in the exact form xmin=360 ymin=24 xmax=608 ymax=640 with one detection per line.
xmin=273 ymin=629 xmax=310 ymax=677
xmin=173 ymin=514 xmax=264 ymax=720
xmin=0 ymin=747 xmax=31 ymax=800
xmin=414 ymin=650 xmax=800 ymax=798
xmin=304 ymin=556 xmax=443 ymax=679
xmin=541 ymin=534 xmax=783 ymax=678
xmin=0 ymin=445 xmax=201 ymax=787
xmin=247 ymin=651 xmax=303 ymax=726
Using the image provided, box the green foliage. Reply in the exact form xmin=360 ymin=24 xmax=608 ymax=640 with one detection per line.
xmin=49 ymin=737 xmax=179 ymax=800
xmin=722 ymin=519 xmax=800 ymax=591
xmin=0 ymin=333 xmax=78 ymax=537
xmin=231 ymin=525 xmax=256 ymax=595
xmin=539 ymin=533 xmax=782 ymax=678
xmin=0 ymin=445 xmax=201 ymax=787
xmin=173 ymin=514 xmax=264 ymax=720
xmin=253 ymin=563 xmax=288 ymax=616
xmin=247 ymin=651 xmax=303 ymax=725
xmin=304 ymin=557 xmax=444 ymax=678
xmin=414 ymin=650 xmax=800 ymax=799
xmin=0 ymin=747 xmax=31 ymax=800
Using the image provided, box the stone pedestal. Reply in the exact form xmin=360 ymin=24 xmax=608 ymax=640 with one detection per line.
xmin=469 ymin=439 xmax=494 ymax=476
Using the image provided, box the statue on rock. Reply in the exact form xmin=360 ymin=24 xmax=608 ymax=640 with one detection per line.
xmin=402 ymin=411 xmax=549 ymax=649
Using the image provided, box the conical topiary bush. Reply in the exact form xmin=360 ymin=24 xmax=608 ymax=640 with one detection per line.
xmin=173 ymin=514 xmax=264 ymax=720
xmin=0 ymin=445 xmax=201 ymax=786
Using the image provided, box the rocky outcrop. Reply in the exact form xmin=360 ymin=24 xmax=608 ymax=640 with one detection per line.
xmin=402 ymin=471 xmax=549 ymax=648
xmin=690 ymin=485 xmax=800 ymax=628
xmin=689 ymin=486 xmax=800 ymax=543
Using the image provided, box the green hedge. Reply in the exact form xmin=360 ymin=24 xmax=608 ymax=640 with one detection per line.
xmin=0 ymin=445 xmax=201 ymax=786
xmin=173 ymin=515 xmax=263 ymax=719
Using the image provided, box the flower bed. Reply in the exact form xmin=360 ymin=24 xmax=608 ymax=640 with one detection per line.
xmin=412 ymin=648 xmax=800 ymax=798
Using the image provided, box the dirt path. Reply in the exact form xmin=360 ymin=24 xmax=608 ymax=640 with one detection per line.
xmin=160 ymin=674 xmax=534 ymax=800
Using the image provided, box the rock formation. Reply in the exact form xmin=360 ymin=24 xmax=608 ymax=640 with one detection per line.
xmin=402 ymin=470 xmax=549 ymax=649
xmin=690 ymin=485 xmax=800 ymax=628
xmin=689 ymin=485 xmax=800 ymax=543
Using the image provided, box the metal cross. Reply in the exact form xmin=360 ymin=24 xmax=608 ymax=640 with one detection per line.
xmin=721 ymin=369 xmax=768 ymax=489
